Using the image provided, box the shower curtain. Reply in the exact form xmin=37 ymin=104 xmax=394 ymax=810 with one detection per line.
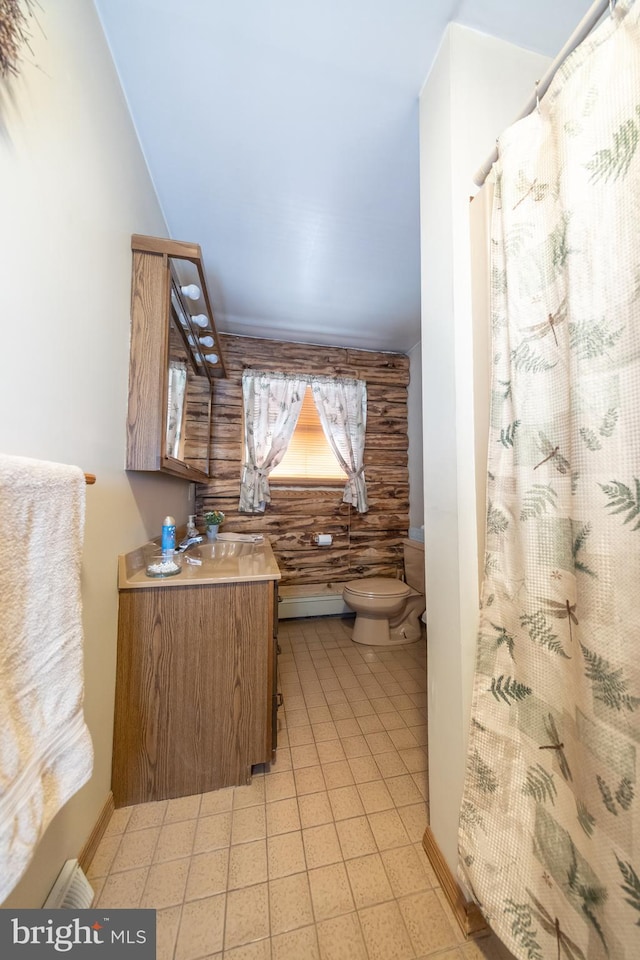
xmin=459 ymin=3 xmax=640 ymax=958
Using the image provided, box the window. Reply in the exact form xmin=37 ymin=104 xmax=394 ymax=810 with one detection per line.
xmin=270 ymin=386 xmax=346 ymax=482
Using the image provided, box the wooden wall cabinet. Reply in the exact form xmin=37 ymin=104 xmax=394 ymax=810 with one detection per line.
xmin=126 ymin=234 xmax=227 ymax=482
xmin=112 ymin=579 xmax=278 ymax=807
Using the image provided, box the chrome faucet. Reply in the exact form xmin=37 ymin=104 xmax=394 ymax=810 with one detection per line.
xmin=176 ymin=534 xmax=204 ymax=552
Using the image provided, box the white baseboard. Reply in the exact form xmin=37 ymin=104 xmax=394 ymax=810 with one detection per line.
xmin=278 ymin=585 xmax=352 ymax=619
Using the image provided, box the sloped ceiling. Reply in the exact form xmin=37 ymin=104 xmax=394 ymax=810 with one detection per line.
xmin=94 ymin=0 xmax=593 ymax=352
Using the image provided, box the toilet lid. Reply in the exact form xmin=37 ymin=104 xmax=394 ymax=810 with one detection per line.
xmin=344 ymin=578 xmax=411 ymax=599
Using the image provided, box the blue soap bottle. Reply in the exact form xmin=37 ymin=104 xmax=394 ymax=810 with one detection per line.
xmin=161 ymin=516 xmax=176 ymax=556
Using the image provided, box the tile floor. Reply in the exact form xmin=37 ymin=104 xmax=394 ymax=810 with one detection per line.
xmin=89 ymin=615 xmax=514 ymax=960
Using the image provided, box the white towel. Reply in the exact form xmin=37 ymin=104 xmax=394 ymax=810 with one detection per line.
xmin=0 ymin=455 xmax=94 ymax=903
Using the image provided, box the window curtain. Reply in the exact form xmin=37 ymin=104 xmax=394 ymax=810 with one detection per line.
xmin=239 ymin=371 xmax=306 ymax=513
xmin=310 ymin=375 xmax=368 ymax=513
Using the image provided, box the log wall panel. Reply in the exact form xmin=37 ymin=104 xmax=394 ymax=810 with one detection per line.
xmin=196 ymin=334 xmax=411 ymax=587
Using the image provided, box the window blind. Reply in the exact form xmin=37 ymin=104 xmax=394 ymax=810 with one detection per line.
xmin=270 ymin=386 xmax=346 ymax=481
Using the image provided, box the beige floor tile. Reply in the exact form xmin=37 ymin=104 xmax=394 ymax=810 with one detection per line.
xmin=399 ymin=889 xmax=458 ymax=956
xmin=385 ymin=774 xmax=423 ymax=808
xmin=104 ymin=805 xmax=132 ymax=837
xmin=347 ymin=755 xmax=382 ymax=784
xmin=308 ymin=705 xmax=333 ymax=723
xmin=294 ymin=764 xmax=326 ymax=795
xmin=350 ymin=700 xmax=376 ymax=717
xmin=154 ymin=819 xmax=197 ymax=863
xmin=358 ymin=900 xmax=415 ymax=960
xmin=87 ymin=835 xmax=121 ymax=879
xmin=201 ymin=788 xmax=234 ymax=817
xmin=328 ymin=702 xmax=354 ymax=721
xmin=302 ymin=822 xmax=343 ymax=868
xmin=316 ymin=912 xmax=368 ymax=960
xmin=266 ymin=797 xmax=301 ymax=836
xmin=374 ymin=751 xmax=408 ymax=778
xmin=175 ymin=893 xmax=226 ymax=960
xmin=345 ymin=853 xmax=394 ymax=910
xmin=308 ymin=863 xmax=355 ymax=921
xmin=185 ymin=849 xmax=229 ymax=901
xmin=265 ymin=771 xmax=296 ymax=802
xmin=327 ymin=785 xmax=365 ymax=821
xmin=356 ymin=714 xmax=385 ymax=735
xmin=266 ymin=747 xmax=292 ymax=773
xmin=356 ymin=780 xmax=394 ymax=814
xmin=364 ymin=731 xmax=395 ymax=755
xmin=298 ymin=791 xmax=333 ymax=828
xmin=324 ymin=689 xmax=347 ymax=705
xmin=411 ymin=770 xmax=430 ymax=801
xmin=304 ymin=691 xmax=328 ymax=707
xmin=312 ymin=721 xmax=339 ymax=742
xmin=269 ymin=870 xmax=314 ymax=935
xmin=288 ymin=724 xmax=315 ymax=746
xmin=398 ymin=708 xmax=426 ymax=727
xmin=370 ymin=696 xmax=395 ymax=715
xmin=316 ymin=740 xmax=346 ymax=764
xmin=335 ymin=816 xmax=378 ymax=860
xmin=111 ymin=827 xmax=160 ymax=872
xmin=341 ymin=735 xmax=371 ymax=759
xmin=127 ymin=801 xmax=168 ymax=831
xmin=321 ymin=760 xmax=354 ymax=790
xmin=232 ymin=804 xmax=267 ymax=845
xmin=224 ymin=883 xmax=270 ymax=950
xmin=141 ymin=857 xmax=190 ymax=908
xmin=156 ymin=906 xmax=182 ymax=960
xmin=381 ymin=845 xmax=435 ymax=898
xmin=228 ymin=840 xmax=268 ymax=889
xmin=286 ymin=708 xmax=311 ymax=727
xmin=333 ymin=718 xmax=361 ymax=738
xmin=234 ymin=778 xmax=266 ymax=809
xmin=283 ymin=694 xmax=307 ymax=711
xmin=398 ymin=746 xmax=429 ymax=772
xmin=224 ymin=937 xmax=271 ymax=959
xmin=271 ymin=924 xmax=320 ymax=960
xmin=389 ymin=694 xmax=415 ymax=711
xmin=165 ymin=793 xmax=202 ymax=823
xmin=368 ymin=809 xmax=411 ymax=851
xmin=408 ymin=724 xmax=428 ymax=746
xmin=379 ymin=711 xmax=407 ymax=731
xmin=267 ymin=830 xmax=307 ymax=879
xmin=193 ymin=813 xmax=232 ymax=854
xmin=398 ymin=802 xmax=429 ymax=842
xmin=290 ymin=743 xmax=320 ymax=769
xmin=96 ymin=866 xmax=149 ymax=908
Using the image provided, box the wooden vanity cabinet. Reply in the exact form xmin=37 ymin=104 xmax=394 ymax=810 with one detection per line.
xmin=112 ymin=578 xmax=278 ymax=807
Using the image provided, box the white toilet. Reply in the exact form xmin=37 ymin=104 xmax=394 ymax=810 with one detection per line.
xmin=343 ymin=539 xmax=426 ymax=646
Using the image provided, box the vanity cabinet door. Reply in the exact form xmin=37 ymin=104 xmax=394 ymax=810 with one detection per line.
xmin=112 ymin=580 xmax=273 ymax=807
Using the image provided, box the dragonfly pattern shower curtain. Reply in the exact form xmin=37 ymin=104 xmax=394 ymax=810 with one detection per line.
xmin=459 ymin=3 xmax=640 ymax=958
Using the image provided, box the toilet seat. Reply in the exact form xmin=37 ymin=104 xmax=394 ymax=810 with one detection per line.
xmin=344 ymin=578 xmax=410 ymax=600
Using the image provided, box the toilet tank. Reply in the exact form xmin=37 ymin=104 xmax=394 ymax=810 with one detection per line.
xmin=403 ymin=539 xmax=425 ymax=593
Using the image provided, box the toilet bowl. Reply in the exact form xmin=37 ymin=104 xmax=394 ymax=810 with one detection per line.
xmin=343 ymin=578 xmax=411 ymax=646
xmin=343 ymin=539 xmax=426 ymax=646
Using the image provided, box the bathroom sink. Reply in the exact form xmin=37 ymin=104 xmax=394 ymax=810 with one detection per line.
xmin=185 ymin=539 xmax=256 ymax=561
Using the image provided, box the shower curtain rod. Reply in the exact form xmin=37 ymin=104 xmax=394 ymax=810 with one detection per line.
xmin=473 ymin=0 xmax=613 ymax=186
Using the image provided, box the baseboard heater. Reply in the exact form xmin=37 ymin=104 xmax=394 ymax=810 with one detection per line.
xmin=278 ymin=584 xmax=352 ymax=619
xmin=43 ymin=859 xmax=94 ymax=909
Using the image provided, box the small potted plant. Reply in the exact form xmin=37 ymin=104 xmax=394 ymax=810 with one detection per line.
xmin=203 ymin=509 xmax=225 ymax=540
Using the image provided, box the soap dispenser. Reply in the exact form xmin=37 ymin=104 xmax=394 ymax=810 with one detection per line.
xmin=186 ymin=514 xmax=198 ymax=538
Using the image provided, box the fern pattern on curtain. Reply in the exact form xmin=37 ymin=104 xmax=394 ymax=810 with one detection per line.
xmin=239 ymin=371 xmax=306 ymax=513
xmin=459 ymin=4 xmax=640 ymax=958
xmin=311 ymin=375 xmax=368 ymax=513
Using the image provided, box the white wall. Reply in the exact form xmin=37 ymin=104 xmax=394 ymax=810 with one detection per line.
xmin=419 ymin=24 xmax=550 ymax=875
xmin=0 ymin=0 xmax=192 ymax=906
xmin=407 ymin=342 xmax=424 ymax=533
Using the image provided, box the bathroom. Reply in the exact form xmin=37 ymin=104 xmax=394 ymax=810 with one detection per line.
xmin=1 ymin=0 xmax=614 ymax=957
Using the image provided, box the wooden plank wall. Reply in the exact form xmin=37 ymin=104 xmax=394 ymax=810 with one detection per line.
xmin=196 ymin=334 xmax=410 ymax=587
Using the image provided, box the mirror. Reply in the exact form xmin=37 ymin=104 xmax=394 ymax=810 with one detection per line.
xmin=126 ymin=235 xmax=226 ymax=483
